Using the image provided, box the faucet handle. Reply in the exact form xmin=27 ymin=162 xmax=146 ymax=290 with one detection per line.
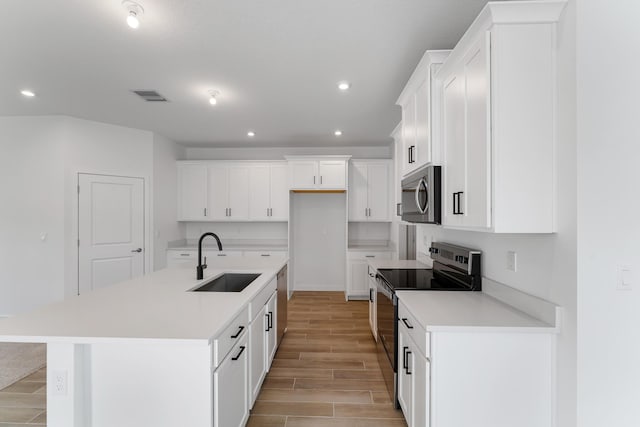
xmin=203 ymin=256 xmax=208 ymax=269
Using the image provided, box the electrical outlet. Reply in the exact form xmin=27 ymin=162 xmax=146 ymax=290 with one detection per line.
xmin=52 ymin=370 xmax=68 ymax=396
xmin=507 ymin=251 xmax=517 ymax=272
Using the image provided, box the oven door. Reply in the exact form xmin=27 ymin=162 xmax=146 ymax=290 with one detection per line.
xmin=375 ymin=276 xmax=398 ymax=407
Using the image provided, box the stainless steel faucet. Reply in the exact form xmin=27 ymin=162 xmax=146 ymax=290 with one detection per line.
xmin=197 ymin=232 xmax=223 ymax=280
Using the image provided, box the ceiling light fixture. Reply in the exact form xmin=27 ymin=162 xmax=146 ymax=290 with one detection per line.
xmin=334 ymin=130 xmax=343 ymax=137
xmin=122 ymin=1 xmax=144 ymax=29
xmin=208 ymin=90 xmax=219 ymax=105
xmin=247 ymin=131 xmax=256 ymax=137
xmin=20 ymin=89 xmax=36 ymax=97
xmin=338 ymin=82 xmax=350 ymax=91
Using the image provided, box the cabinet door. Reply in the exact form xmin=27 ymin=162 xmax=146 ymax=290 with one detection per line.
xmin=403 ymin=96 xmax=417 ymax=174
xmin=266 ymin=293 xmax=277 ymax=366
xmin=413 ymin=350 xmax=430 ymax=427
xmin=415 ymin=79 xmax=431 ymax=167
xmin=397 ymin=327 xmax=413 ymax=426
xmin=208 ymin=166 xmax=229 ymax=220
xmin=213 ymin=334 xmax=249 ymax=427
xmin=228 ymin=166 xmax=250 ymax=220
xmin=347 ymin=260 xmax=369 ymax=298
xmin=367 ymin=163 xmax=390 ymax=221
xmin=368 ymin=274 xmax=377 ymax=341
xmin=290 ymin=161 xmax=318 ymax=189
xmin=249 ymin=165 xmax=271 ymax=220
xmin=177 ymin=164 xmax=208 ymax=221
xmin=348 ymin=162 xmax=368 ymax=221
xmin=442 ymin=68 xmax=465 ymax=227
xmin=318 ymin=161 xmax=346 ymax=189
xmin=269 ymin=164 xmax=289 ymax=221
xmin=463 ymin=34 xmax=491 ymax=229
xmin=249 ymin=305 xmax=267 ymax=407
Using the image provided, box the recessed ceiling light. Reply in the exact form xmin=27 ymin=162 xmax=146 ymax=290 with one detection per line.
xmin=208 ymin=90 xmax=219 ymax=106
xmin=247 ymin=131 xmax=256 ymax=137
xmin=122 ymin=1 xmax=144 ymax=29
xmin=334 ymin=130 xmax=343 ymax=136
xmin=20 ymin=90 xmax=35 ymax=97
xmin=338 ymin=82 xmax=350 ymax=91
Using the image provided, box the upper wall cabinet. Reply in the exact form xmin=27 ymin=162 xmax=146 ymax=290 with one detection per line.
xmin=396 ymin=50 xmax=450 ymax=177
xmin=349 ymin=160 xmax=391 ymax=222
xmin=248 ymin=163 xmax=289 ymax=221
xmin=286 ymin=156 xmax=351 ymax=190
xmin=177 ymin=163 xmax=209 ymax=221
xmin=437 ymin=1 xmax=567 ymax=233
xmin=177 ymin=161 xmax=289 ymax=222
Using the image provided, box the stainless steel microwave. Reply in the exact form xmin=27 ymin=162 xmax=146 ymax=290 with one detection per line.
xmin=400 ymin=164 xmax=441 ymax=224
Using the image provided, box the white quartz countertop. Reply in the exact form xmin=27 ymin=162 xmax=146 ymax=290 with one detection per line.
xmin=0 ymin=258 xmax=288 ymax=345
xmin=396 ymin=291 xmax=556 ymax=333
xmin=367 ymin=259 xmax=431 ymax=270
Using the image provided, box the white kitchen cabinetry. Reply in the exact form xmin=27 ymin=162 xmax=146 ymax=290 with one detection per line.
xmin=248 ymin=163 xmax=289 ymax=221
xmin=286 ymin=156 xmax=350 ymax=190
xmin=265 ymin=292 xmax=277 ymax=366
xmin=367 ymin=265 xmax=377 ymax=341
xmin=249 ymin=304 xmax=267 ymax=406
xmin=349 ymin=160 xmax=391 ymax=222
xmin=177 ymin=163 xmax=208 ymax=221
xmin=438 ymin=1 xmax=566 ymax=233
xmin=397 ymin=51 xmax=450 ymax=177
xmin=208 ymin=164 xmax=250 ymax=221
xmin=397 ymin=304 xmax=429 ymax=427
xmin=346 ymin=251 xmax=391 ymax=299
xmin=213 ymin=332 xmax=248 ymax=427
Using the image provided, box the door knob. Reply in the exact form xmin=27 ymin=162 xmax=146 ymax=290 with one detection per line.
xmin=131 ymin=248 xmax=143 ymax=253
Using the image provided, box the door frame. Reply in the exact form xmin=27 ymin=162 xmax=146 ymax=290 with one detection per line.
xmin=74 ymin=172 xmax=151 ymax=296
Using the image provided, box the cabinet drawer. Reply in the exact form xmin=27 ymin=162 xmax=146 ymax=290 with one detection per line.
xmin=249 ymin=277 xmax=277 ymax=321
xmin=213 ymin=305 xmax=249 ymax=368
xmin=398 ymin=300 xmax=430 ymax=358
xmin=347 ymin=251 xmax=392 ymax=261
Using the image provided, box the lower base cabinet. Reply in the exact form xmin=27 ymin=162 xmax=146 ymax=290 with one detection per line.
xmin=346 ymin=251 xmax=391 ymax=299
xmin=213 ymin=332 xmax=249 ymax=427
xmin=398 ymin=319 xmax=429 ymax=427
xmin=249 ymin=305 xmax=268 ymax=406
xmin=368 ymin=266 xmax=377 ymax=341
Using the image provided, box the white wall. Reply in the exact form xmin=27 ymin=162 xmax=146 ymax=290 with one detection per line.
xmin=152 ymin=134 xmax=186 ymax=270
xmin=576 ymin=1 xmax=640 ymax=426
xmin=0 ymin=115 xmax=178 ymax=315
xmin=291 ymin=193 xmax=346 ymax=291
xmin=186 ymin=145 xmax=391 ymax=160
xmin=0 ymin=117 xmax=66 ymax=315
xmin=416 ymin=3 xmax=578 ymax=425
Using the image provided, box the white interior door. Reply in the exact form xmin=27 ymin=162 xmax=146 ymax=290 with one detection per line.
xmin=78 ymin=174 xmax=145 ymax=294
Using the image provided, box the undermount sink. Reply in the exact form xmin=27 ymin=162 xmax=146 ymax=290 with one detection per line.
xmin=190 ymin=273 xmax=261 ymax=293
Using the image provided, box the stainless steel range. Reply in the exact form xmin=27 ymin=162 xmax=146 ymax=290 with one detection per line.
xmin=375 ymin=242 xmax=481 ymax=407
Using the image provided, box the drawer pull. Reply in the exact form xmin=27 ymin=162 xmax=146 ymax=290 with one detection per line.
xmin=231 ymin=346 xmax=246 ymax=361
xmin=365 ymin=255 xmax=375 ymax=258
xmin=268 ymin=311 xmax=273 ymax=330
xmin=401 ymin=318 xmax=414 ymax=329
xmin=180 ymin=253 xmax=190 ymax=257
xmin=265 ymin=314 xmax=270 ymax=332
xmin=405 ymin=350 xmax=412 ymax=375
xmin=230 ymin=325 xmax=245 ymax=339
xmin=217 ymin=254 xmax=227 ymax=257
xmin=261 ymin=254 xmax=271 ymax=257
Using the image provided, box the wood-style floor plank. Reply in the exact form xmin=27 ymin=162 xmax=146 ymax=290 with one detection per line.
xmin=247 ymin=291 xmax=406 ymax=426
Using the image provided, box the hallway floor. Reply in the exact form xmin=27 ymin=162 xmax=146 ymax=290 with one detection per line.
xmin=0 ymin=368 xmax=46 ymax=426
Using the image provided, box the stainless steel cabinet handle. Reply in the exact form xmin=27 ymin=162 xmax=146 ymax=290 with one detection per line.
xmin=261 ymin=254 xmax=271 ymax=257
xmin=204 ymin=208 xmax=207 ymax=217
xmin=365 ymin=255 xmax=375 ymax=258
xmin=320 ymin=176 xmax=323 ymax=185
xmin=229 ymin=208 xmax=232 ymax=216
xmin=313 ymin=176 xmax=316 ymax=185
xmin=217 ymin=253 xmax=227 ymax=257
xmin=180 ymin=253 xmax=190 ymax=257
xmin=131 ymin=248 xmax=142 ymax=253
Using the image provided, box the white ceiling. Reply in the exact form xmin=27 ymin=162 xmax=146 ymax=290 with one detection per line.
xmin=1 ymin=0 xmax=491 ymax=147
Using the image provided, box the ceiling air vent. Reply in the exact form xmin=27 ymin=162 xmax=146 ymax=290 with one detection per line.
xmin=132 ymin=90 xmax=168 ymax=102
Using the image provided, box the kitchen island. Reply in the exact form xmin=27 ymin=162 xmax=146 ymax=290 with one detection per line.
xmin=0 ymin=257 xmax=288 ymax=427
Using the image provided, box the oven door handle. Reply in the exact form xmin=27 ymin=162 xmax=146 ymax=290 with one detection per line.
xmin=415 ymin=178 xmax=429 ymax=214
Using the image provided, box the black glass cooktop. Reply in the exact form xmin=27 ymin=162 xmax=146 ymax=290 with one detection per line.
xmin=377 ymin=268 xmax=471 ymax=291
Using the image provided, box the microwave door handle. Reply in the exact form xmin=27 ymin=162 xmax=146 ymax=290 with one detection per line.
xmin=415 ymin=178 xmax=428 ymax=214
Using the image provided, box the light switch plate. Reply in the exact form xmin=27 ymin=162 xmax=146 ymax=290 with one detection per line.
xmin=507 ymin=251 xmax=517 ymax=272
xmin=618 ymin=265 xmax=633 ymax=290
